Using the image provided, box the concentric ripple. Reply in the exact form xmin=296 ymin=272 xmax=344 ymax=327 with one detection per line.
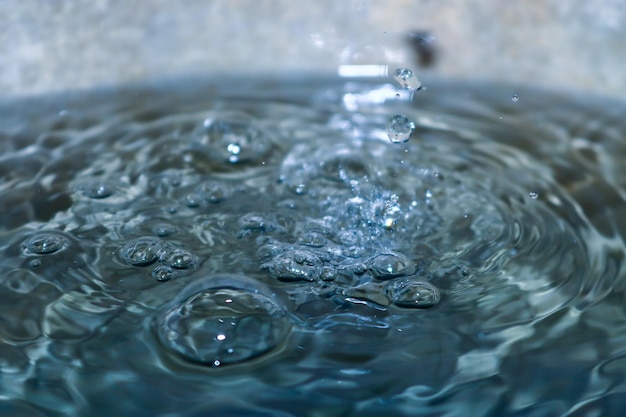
xmin=0 ymin=77 xmax=624 ymax=416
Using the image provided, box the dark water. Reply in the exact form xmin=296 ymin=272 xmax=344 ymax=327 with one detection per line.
xmin=1 ymin=77 xmax=625 ymax=416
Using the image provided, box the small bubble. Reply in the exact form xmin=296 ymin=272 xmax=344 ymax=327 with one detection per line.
xmin=386 ymin=115 xmax=415 ymax=143
xmin=80 ymin=182 xmax=113 ymax=199
xmin=262 ymin=250 xmax=321 ymax=282
xmin=238 ymin=213 xmax=269 ymax=233
xmin=294 ymin=184 xmax=307 ymax=195
xmin=152 ymin=223 xmax=176 ymax=237
xmin=386 ymin=279 xmax=440 ymax=309
xmin=529 ymin=191 xmax=539 ymax=200
xmin=320 ymin=266 xmax=337 ymax=281
xmin=512 ymin=94 xmax=519 ymax=103
xmin=23 ymin=233 xmax=66 ymax=255
xmin=162 ymin=248 xmax=196 ymax=269
xmin=29 ymin=259 xmax=42 ymax=267
xmin=368 ymin=252 xmax=416 ymax=280
xmin=152 ymin=265 xmax=175 ymax=282
xmin=298 ymin=231 xmax=327 ymax=248
xmin=393 ymin=68 xmax=422 ymax=91
xmin=121 ymin=237 xmax=162 ymax=267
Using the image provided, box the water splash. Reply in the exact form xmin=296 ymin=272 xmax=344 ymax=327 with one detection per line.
xmin=0 ymin=78 xmax=624 ymax=416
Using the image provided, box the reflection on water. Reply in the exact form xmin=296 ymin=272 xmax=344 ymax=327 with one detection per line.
xmin=0 ymin=77 xmax=625 ymax=416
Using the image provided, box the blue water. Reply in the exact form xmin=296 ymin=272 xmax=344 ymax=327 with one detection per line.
xmin=0 ymin=77 xmax=625 ymax=416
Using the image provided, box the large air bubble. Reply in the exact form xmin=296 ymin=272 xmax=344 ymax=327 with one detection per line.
xmin=156 ymin=275 xmax=291 ymax=367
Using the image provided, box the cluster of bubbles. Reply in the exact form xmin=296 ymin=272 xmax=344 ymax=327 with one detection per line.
xmin=120 ymin=237 xmax=197 ymax=283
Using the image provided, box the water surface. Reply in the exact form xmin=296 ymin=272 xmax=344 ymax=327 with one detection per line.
xmin=0 ymin=77 xmax=625 ymax=416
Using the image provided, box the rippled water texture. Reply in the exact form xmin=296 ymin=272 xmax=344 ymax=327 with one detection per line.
xmin=1 ymin=77 xmax=625 ymax=416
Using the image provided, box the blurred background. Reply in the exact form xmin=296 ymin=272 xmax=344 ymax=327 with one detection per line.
xmin=2 ymin=0 xmax=626 ymax=98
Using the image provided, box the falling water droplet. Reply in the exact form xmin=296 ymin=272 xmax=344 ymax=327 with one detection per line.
xmin=393 ymin=68 xmax=422 ymax=91
xmin=386 ymin=115 xmax=415 ymax=143
xmin=512 ymin=94 xmax=519 ymax=103
xmin=529 ymin=191 xmax=539 ymax=199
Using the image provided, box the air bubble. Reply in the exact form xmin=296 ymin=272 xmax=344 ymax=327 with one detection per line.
xmin=368 ymin=252 xmax=416 ymax=280
xmin=23 ymin=233 xmax=66 ymax=255
xmin=529 ymin=191 xmax=539 ymax=200
xmin=152 ymin=265 xmax=175 ymax=282
xmin=158 ymin=280 xmax=291 ymax=367
xmin=184 ymin=193 xmax=203 ymax=208
xmin=239 ymin=213 xmax=269 ymax=233
xmin=161 ymin=248 xmax=196 ymax=269
xmin=298 ymin=231 xmax=327 ymax=248
xmin=196 ymin=182 xmax=228 ymax=203
xmin=152 ymin=223 xmax=177 ymax=237
xmin=80 ymin=182 xmax=113 ymax=199
xmin=386 ymin=115 xmax=415 ymax=143
xmin=263 ymin=250 xmax=321 ymax=282
xmin=386 ymin=279 xmax=440 ymax=309
xmin=393 ymin=68 xmax=422 ymax=91
xmin=512 ymin=94 xmax=519 ymax=103
xmin=121 ymin=237 xmax=162 ymax=266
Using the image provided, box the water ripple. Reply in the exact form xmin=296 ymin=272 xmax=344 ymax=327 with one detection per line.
xmin=0 ymin=77 xmax=624 ymax=416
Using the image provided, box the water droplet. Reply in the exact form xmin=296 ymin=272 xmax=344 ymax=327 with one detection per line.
xmin=29 ymin=259 xmax=42 ymax=267
xmin=368 ymin=252 xmax=416 ymax=280
xmin=23 ymin=233 xmax=66 ymax=255
xmin=161 ymin=248 xmax=196 ymax=269
xmin=121 ymin=237 xmax=162 ymax=266
xmin=158 ymin=282 xmax=291 ymax=367
xmin=383 ymin=194 xmax=401 ymax=229
xmin=512 ymin=94 xmax=519 ymax=103
xmin=152 ymin=265 xmax=175 ymax=282
xmin=529 ymin=191 xmax=539 ymax=200
xmin=386 ymin=279 xmax=440 ymax=309
xmin=386 ymin=115 xmax=415 ymax=143
xmin=393 ymin=68 xmax=422 ymax=91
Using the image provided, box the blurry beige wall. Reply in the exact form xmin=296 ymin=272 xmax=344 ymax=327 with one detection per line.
xmin=2 ymin=0 xmax=625 ymax=98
